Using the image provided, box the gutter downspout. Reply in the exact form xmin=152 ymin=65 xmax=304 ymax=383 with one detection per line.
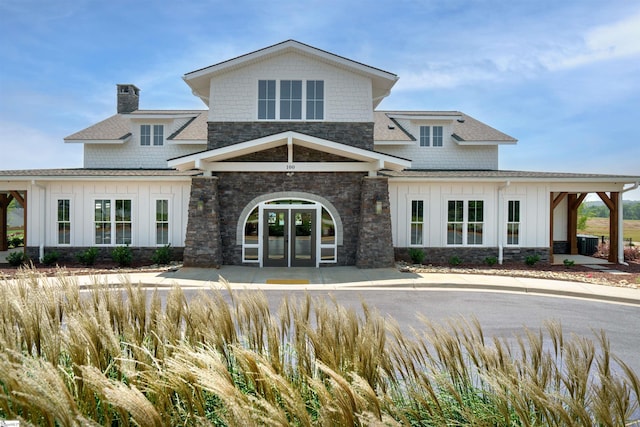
xmin=497 ymin=180 xmax=511 ymax=265
xmin=619 ymin=182 xmax=640 ymax=265
xmin=31 ymin=180 xmax=46 ymax=262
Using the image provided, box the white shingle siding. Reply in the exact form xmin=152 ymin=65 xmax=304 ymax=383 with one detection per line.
xmin=376 ymin=119 xmax=499 ymax=170
xmin=208 ymin=52 xmax=373 ymax=122
xmin=83 ymin=120 xmax=203 ymax=168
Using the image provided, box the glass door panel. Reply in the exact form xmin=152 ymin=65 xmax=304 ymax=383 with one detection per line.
xmin=291 ymin=209 xmax=315 ymax=267
xmin=264 ymin=209 xmax=287 ymax=266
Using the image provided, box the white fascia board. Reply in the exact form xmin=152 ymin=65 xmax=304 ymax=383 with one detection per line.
xmin=453 ymin=140 xmax=518 ymax=146
xmin=168 ymin=130 xmax=411 ymax=171
xmin=387 ymin=176 xmax=638 ymax=185
xmin=374 ymin=140 xmax=415 ymax=146
xmin=64 ymin=136 xmax=131 ymax=144
xmin=387 ymin=114 xmax=462 ymax=121
xmin=167 ymin=139 xmax=207 ymax=145
xmin=1 ymin=175 xmax=192 ymax=183
xmin=128 ymin=114 xmax=198 ymax=120
xmin=206 ymin=162 xmax=377 ymax=173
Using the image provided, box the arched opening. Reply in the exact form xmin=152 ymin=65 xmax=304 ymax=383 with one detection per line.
xmin=238 ymin=194 xmax=342 ymax=267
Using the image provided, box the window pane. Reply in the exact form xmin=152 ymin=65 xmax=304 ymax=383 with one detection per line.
xmin=58 ymin=223 xmax=70 ymax=245
xmin=116 ymin=200 xmax=131 ymax=221
xmin=153 ymin=125 xmax=163 ymax=146
xmin=468 ymin=200 xmax=483 ymax=222
xmin=280 ymin=80 xmax=301 ymax=119
xmin=321 ymin=208 xmax=336 ymax=245
xmin=420 ymin=126 xmax=430 ymax=147
xmin=58 ymin=199 xmax=69 ymax=221
xmin=244 ymin=207 xmax=259 ymax=245
xmin=140 ymin=125 xmax=150 ymax=145
xmin=448 ymin=200 xmax=463 ymax=222
xmin=258 ymin=80 xmax=276 ymax=119
xmin=156 ymin=223 xmax=169 ymax=245
xmin=411 ymin=223 xmax=423 ymax=245
xmin=116 ymin=223 xmax=132 ymax=245
xmin=468 ymin=223 xmax=483 ymax=245
xmin=433 ymin=126 xmax=443 ymax=146
xmin=411 ymin=200 xmax=423 ymax=222
xmin=508 ymin=200 xmax=520 ymax=222
xmin=156 ymin=200 xmax=168 ymax=221
xmin=95 ymin=223 xmax=111 ymax=244
xmin=507 ymin=224 xmax=519 ymax=245
xmin=447 ymin=223 xmax=463 ymax=245
xmin=320 ymin=247 xmax=335 ymax=261
xmin=306 ymin=80 xmax=324 ymax=120
xmin=244 ymin=247 xmax=259 ymax=261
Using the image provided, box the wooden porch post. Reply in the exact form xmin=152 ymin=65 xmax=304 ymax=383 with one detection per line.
xmin=0 ymin=194 xmax=7 ymax=251
xmin=568 ymin=193 xmax=587 ymax=255
xmin=550 ymin=192 xmax=568 ymax=260
xmin=597 ymin=192 xmax=619 ymax=263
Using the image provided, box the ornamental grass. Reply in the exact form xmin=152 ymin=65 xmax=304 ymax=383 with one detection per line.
xmin=0 ymin=266 xmax=638 ymax=426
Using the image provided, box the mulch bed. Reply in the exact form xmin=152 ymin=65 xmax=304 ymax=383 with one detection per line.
xmin=403 ymin=259 xmax=640 ymax=289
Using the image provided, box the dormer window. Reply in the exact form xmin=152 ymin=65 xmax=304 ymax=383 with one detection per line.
xmin=140 ymin=124 xmax=164 ymax=146
xmin=258 ymin=79 xmax=324 ymax=120
xmin=419 ymin=125 xmax=443 ymax=147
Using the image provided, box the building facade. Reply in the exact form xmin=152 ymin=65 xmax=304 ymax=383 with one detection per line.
xmin=1 ymin=40 xmax=637 ymax=267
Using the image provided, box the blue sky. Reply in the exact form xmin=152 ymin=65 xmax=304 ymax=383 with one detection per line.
xmin=1 ymin=0 xmax=639 ymax=199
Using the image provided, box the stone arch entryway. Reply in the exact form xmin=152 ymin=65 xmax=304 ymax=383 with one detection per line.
xmin=236 ymin=192 xmax=343 ymax=267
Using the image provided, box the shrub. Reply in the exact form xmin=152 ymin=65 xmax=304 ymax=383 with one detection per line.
xmin=624 ymin=246 xmax=639 ymax=261
xmin=449 ymin=255 xmax=462 ymax=266
xmin=6 ymin=251 xmax=26 ymax=267
xmin=77 ymin=247 xmax=99 ymax=266
xmin=483 ymin=256 xmax=497 ymax=266
xmin=151 ymin=244 xmax=173 ymax=265
xmin=525 ymin=254 xmax=541 ymax=266
xmin=563 ymin=258 xmax=575 ymax=268
xmin=111 ymin=245 xmax=132 ymax=267
xmin=408 ymin=248 xmax=425 ymax=264
xmin=8 ymin=236 xmax=23 ymax=248
xmin=42 ymin=251 xmax=60 ymax=266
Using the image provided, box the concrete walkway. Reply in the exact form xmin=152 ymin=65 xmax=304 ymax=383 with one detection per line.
xmin=33 ymin=265 xmax=640 ymax=306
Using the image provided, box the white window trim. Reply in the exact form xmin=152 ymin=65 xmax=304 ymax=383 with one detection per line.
xmin=505 ymin=198 xmax=523 ymax=247
xmin=53 ymin=197 xmax=72 ymax=246
xmin=140 ymin=124 xmax=165 ymax=146
xmin=445 ymin=198 xmax=486 ymax=246
xmin=419 ymin=125 xmax=444 ymax=147
xmin=93 ymin=198 xmax=134 ymax=246
xmin=257 ymin=79 xmax=325 ymax=121
xmin=408 ymin=198 xmax=426 ymax=247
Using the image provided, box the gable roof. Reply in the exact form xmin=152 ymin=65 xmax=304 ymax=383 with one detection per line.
xmin=183 ymin=40 xmax=398 ymax=108
xmin=168 ymin=131 xmax=411 ymax=172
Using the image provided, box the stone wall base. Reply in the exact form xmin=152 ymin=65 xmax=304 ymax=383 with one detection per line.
xmin=25 ymin=246 xmax=184 ymax=265
xmin=395 ymin=247 xmax=550 ymax=265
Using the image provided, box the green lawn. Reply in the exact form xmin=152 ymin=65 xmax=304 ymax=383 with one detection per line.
xmin=582 ymin=218 xmax=640 ymax=243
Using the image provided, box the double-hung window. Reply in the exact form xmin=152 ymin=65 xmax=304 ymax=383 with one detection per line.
xmin=447 ymin=200 xmax=484 ymax=245
xmin=94 ymin=199 xmax=132 ymax=245
xmin=410 ymin=200 xmax=424 ymax=245
xmin=140 ymin=125 xmax=164 ymax=146
xmin=57 ymin=199 xmax=71 ymax=245
xmin=155 ymin=199 xmax=169 ymax=245
xmin=258 ymin=80 xmax=276 ymax=119
xmin=419 ymin=126 xmax=444 ymax=147
xmin=507 ymin=200 xmax=520 ymax=245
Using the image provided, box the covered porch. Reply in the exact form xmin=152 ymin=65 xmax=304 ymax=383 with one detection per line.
xmin=550 ymin=190 xmax=620 ymax=263
xmin=0 ymin=190 xmax=27 ymax=253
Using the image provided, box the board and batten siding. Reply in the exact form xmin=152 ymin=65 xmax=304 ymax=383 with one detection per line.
xmin=388 ymin=181 xmax=550 ymax=248
xmin=25 ymin=180 xmax=192 ymax=248
xmin=208 ymin=51 xmax=374 ymax=122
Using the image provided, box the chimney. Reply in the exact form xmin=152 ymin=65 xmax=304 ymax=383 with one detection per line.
xmin=117 ymin=84 xmax=140 ymax=113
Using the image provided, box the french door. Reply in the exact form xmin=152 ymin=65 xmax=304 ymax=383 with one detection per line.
xmin=263 ymin=208 xmax=316 ymax=267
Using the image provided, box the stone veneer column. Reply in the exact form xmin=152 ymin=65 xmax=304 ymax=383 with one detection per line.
xmin=356 ymin=177 xmax=394 ymax=268
xmin=183 ymin=177 xmax=223 ymax=268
